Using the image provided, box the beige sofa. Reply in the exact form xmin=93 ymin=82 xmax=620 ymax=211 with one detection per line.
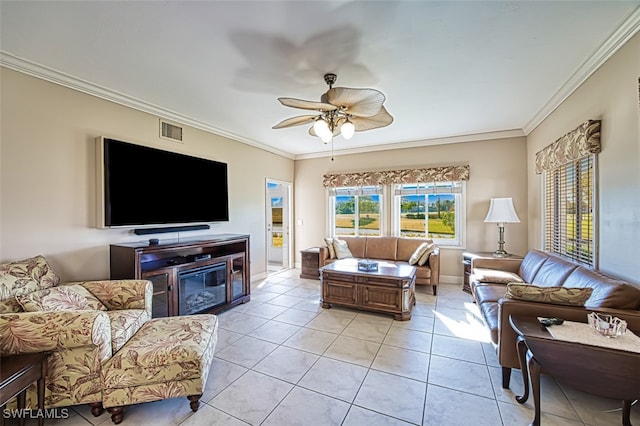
xmin=319 ymin=236 xmax=440 ymax=295
xmin=470 ymin=249 xmax=640 ymax=389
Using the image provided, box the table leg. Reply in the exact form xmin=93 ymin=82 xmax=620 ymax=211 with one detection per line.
xmin=16 ymin=390 xmax=26 ymax=426
xmin=37 ymin=356 xmax=47 ymax=426
xmin=527 ymin=350 xmax=542 ymax=426
xmin=622 ymin=400 xmax=632 ymax=426
xmin=515 ymin=335 xmax=529 ymax=404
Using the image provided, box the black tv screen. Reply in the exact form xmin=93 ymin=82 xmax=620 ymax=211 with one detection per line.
xmin=98 ymin=138 xmax=229 ymax=227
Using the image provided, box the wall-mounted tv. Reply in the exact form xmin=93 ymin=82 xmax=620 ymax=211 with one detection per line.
xmin=96 ymin=137 xmax=229 ymax=228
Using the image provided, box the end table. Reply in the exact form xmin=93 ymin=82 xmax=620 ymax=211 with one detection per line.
xmin=1 ymin=352 xmax=48 ymax=426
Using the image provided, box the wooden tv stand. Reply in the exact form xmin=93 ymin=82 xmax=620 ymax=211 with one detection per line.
xmin=110 ymin=234 xmax=250 ymax=317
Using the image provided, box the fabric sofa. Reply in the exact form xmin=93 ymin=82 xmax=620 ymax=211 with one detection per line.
xmin=319 ymin=236 xmax=440 ymax=295
xmin=0 ymin=255 xmax=152 ymax=412
xmin=470 ymin=249 xmax=640 ymax=388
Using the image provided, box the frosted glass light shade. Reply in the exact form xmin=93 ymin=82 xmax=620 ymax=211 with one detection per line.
xmin=341 ymin=120 xmax=355 ymax=139
xmin=313 ymin=119 xmax=331 ymax=139
xmin=484 ymin=198 xmax=520 ymax=224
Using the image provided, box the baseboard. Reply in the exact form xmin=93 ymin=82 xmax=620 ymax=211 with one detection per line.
xmin=440 ymin=274 xmax=462 ymax=285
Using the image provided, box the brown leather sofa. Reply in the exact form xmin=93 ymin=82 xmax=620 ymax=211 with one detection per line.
xmin=319 ymin=236 xmax=440 ymax=295
xmin=470 ymin=249 xmax=640 ymax=389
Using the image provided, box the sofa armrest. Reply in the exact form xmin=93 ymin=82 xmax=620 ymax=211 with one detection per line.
xmin=76 ymin=280 xmax=152 ymax=317
xmin=472 ymin=257 xmax=522 ymax=274
xmin=427 ymin=247 xmax=440 ymax=285
xmin=0 ymin=310 xmax=112 ymax=361
xmin=318 ymin=246 xmax=330 ymax=266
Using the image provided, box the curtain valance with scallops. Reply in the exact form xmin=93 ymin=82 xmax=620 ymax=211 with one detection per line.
xmin=322 ymin=165 xmax=470 ymax=188
xmin=535 ymin=120 xmax=601 ymax=174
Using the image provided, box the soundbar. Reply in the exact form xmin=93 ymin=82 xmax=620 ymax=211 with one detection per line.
xmin=133 ymin=224 xmax=210 ymax=235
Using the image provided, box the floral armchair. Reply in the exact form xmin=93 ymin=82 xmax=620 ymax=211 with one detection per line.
xmin=0 ymin=255 xmax=152 ymax=411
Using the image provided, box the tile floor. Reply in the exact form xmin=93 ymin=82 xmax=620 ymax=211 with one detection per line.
xmin=14 ymin=269 xmax=639 ymax=425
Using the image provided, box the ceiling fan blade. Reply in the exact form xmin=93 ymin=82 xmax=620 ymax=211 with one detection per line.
xmin=326 ymin=87 xmax=385 ymax=117
xmin=350 ymin=106 xmax=394 ymax=131
xmin=272 ymin=115 xmax=318 ymax=129
xmin=278 ymin=97 xmax=337 ymax=111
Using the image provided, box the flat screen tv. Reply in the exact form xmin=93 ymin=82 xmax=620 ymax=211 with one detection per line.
xmin=96 ymin=137 xmax=229 ymax=228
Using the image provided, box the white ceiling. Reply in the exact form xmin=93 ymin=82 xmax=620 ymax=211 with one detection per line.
xmin=2 ymin=1 xmax=639 ymax=159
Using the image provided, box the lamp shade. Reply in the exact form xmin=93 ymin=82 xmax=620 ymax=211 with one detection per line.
xmin=484 ymin=198 xmax=520 ymax=223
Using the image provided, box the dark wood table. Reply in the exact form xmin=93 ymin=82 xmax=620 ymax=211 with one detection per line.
xmin=320 ymin=258 xmax=416 ymax=320
xmin=509 ymin=315 xmax=640 ymax=426
xmin=0 ymin=352 xmax=48 ymax=426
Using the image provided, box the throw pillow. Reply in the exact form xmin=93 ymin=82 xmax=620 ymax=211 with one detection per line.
xmin=333 ymin=238 xmax=353 ymax=259
xmin=505 ymin=283 xmax=593 ymax=306
xmin=62 ymin=284 xmax=108 ymax=311
xmin=472 ymin=268 xmax=524 ymax=284
xmin=409 ymin=242 xmax=433 ymax=266
xmin=324 ymin=237 xmax=336 ymax=259
xmin=417 ymin=243 xmax=435 ymax=266
xmin=16 ymin=285 xmax=107 ymax=312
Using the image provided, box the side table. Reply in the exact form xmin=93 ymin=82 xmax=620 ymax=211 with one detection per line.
xmin=300 ymin=247 xmax=321 ymax=280
xmin=509 ymin=315 xmax=639 ymax=426
xmin=462 ymin=251 xmax=523 ymax=294
xmin=1 ymin=352 xmax=48 ymax=426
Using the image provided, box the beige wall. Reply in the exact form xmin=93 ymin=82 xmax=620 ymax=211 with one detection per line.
xmin=294 ymin=137 xmax=528 ymax=282
xmin=526 ymin=32 xmax=640 ymax=284
xmin=0 ymin=68 xmax=294 ymax=281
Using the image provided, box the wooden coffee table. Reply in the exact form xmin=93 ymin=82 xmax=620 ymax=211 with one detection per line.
xmin=509 ymin=315 xmax=640 ymax=426
xmin=0 ymin=352 xmax=48 ymax=426
xmin=320 ymin=258 xmax=416 ymax=320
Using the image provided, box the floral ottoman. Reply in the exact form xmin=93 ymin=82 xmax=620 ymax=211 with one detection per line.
xmin=101 ymin=314 xmax=218 ymax=424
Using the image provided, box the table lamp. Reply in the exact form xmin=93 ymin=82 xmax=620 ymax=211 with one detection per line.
xmin=484 ymin=197 xmax=520 ymax=257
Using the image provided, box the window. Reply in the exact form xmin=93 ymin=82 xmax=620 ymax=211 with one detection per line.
xmin=393 ymin=182 xmax=465 ymax=246
xmin=544 ymin=155 xmax=595 ymax=267
xmin=329 ymin=186 xmax=382 ymax=236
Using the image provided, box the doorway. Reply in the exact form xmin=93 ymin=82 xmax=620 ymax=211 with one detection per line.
xmin=265 ymin=179 xmax=292 ymax=275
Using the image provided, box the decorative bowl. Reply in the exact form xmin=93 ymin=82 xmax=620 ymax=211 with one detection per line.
xmin=587 ymin=312 xmax=627 ymax=338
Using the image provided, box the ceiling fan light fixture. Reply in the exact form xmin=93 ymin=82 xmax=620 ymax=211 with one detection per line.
xmin=313 ymin=118 xmax=331 ymax=140
xmin=341 ymin=119 xmax=355 ymax=140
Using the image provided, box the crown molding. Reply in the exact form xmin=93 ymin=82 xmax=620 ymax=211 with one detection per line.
xmin=294 ymin=129 xmax=526 ymax=160
xmin=523 ymin=6 xmax=640 ymax=135
xmin=0 ymin=52 xmax=295 ymax=160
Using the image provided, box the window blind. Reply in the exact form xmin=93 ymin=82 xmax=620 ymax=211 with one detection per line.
xmin=544 ymin=156 xmax=594 ymax=266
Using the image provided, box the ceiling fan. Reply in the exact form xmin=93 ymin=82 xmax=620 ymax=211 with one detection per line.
xmin=272 ymin=73 xmax=393 ymax=144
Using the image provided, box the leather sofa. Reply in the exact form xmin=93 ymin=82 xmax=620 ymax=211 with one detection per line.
xmin=470 ymin=249 xmax=640 ymax=389
xmin=319 ymin=236 xmax=440 ymax=295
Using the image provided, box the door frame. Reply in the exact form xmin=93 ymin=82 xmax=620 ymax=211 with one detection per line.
xmin=265 ymin=178 xmax=293 ymax=274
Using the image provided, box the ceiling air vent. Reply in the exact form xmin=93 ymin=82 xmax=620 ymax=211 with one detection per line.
xmin=160 ymin=119 xmax=183 ymax=142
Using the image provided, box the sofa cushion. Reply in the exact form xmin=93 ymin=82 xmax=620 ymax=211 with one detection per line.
xmin=333 ymin=238 xmax=354 ymax=259
xmin=505 ymin=283 xmax=593 ymax=306
xmin=339 ymin=237 xmax=366 ymax=258
xmin=397 ymin=238 xmax=429 ymax=261
xmin=16 ymin=285 xmax=107 ymax=312
xmin=324 ymin=237 xmax=337 ymax=259
xmin=472 ymin=268 xmax=524 ymax=284
xmin=473 ymin=283 xmax=508 ymax=305
xmin=563 ymin=268 xmax=640 ymax=309
xmin=365 ymin=237 xmax=398 ymax=260
xmin=478 ymin=301 xmax=500 ymax=344
xmin=0 ymin=255 xmax=60 ymax=313
xmin=518 ymin=250 xmax=549 ymax=283
xmin=409 ymin=242 xmax=432 ymax=265
xmin=530 ymin=255 xmax=578 ymax=288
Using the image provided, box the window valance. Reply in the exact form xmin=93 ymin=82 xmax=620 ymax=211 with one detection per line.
xmin=535 ymin=120 xmax=601 ymax=174
xmin=322 ymin=165 xmax=470 ymax=188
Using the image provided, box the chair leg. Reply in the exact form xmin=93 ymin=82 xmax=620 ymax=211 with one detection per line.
xmin=107 ymin=406 xmax=124 ymax=424
xmin=88 ymin=402 xmax=104 ymax=417
xmin=187 ymin=394 xmax=202 ymax=412
xmin=502 ymin=366 xmax=512 ymax=389
xmin=432 ymin=285 xmax=437 ymax=296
